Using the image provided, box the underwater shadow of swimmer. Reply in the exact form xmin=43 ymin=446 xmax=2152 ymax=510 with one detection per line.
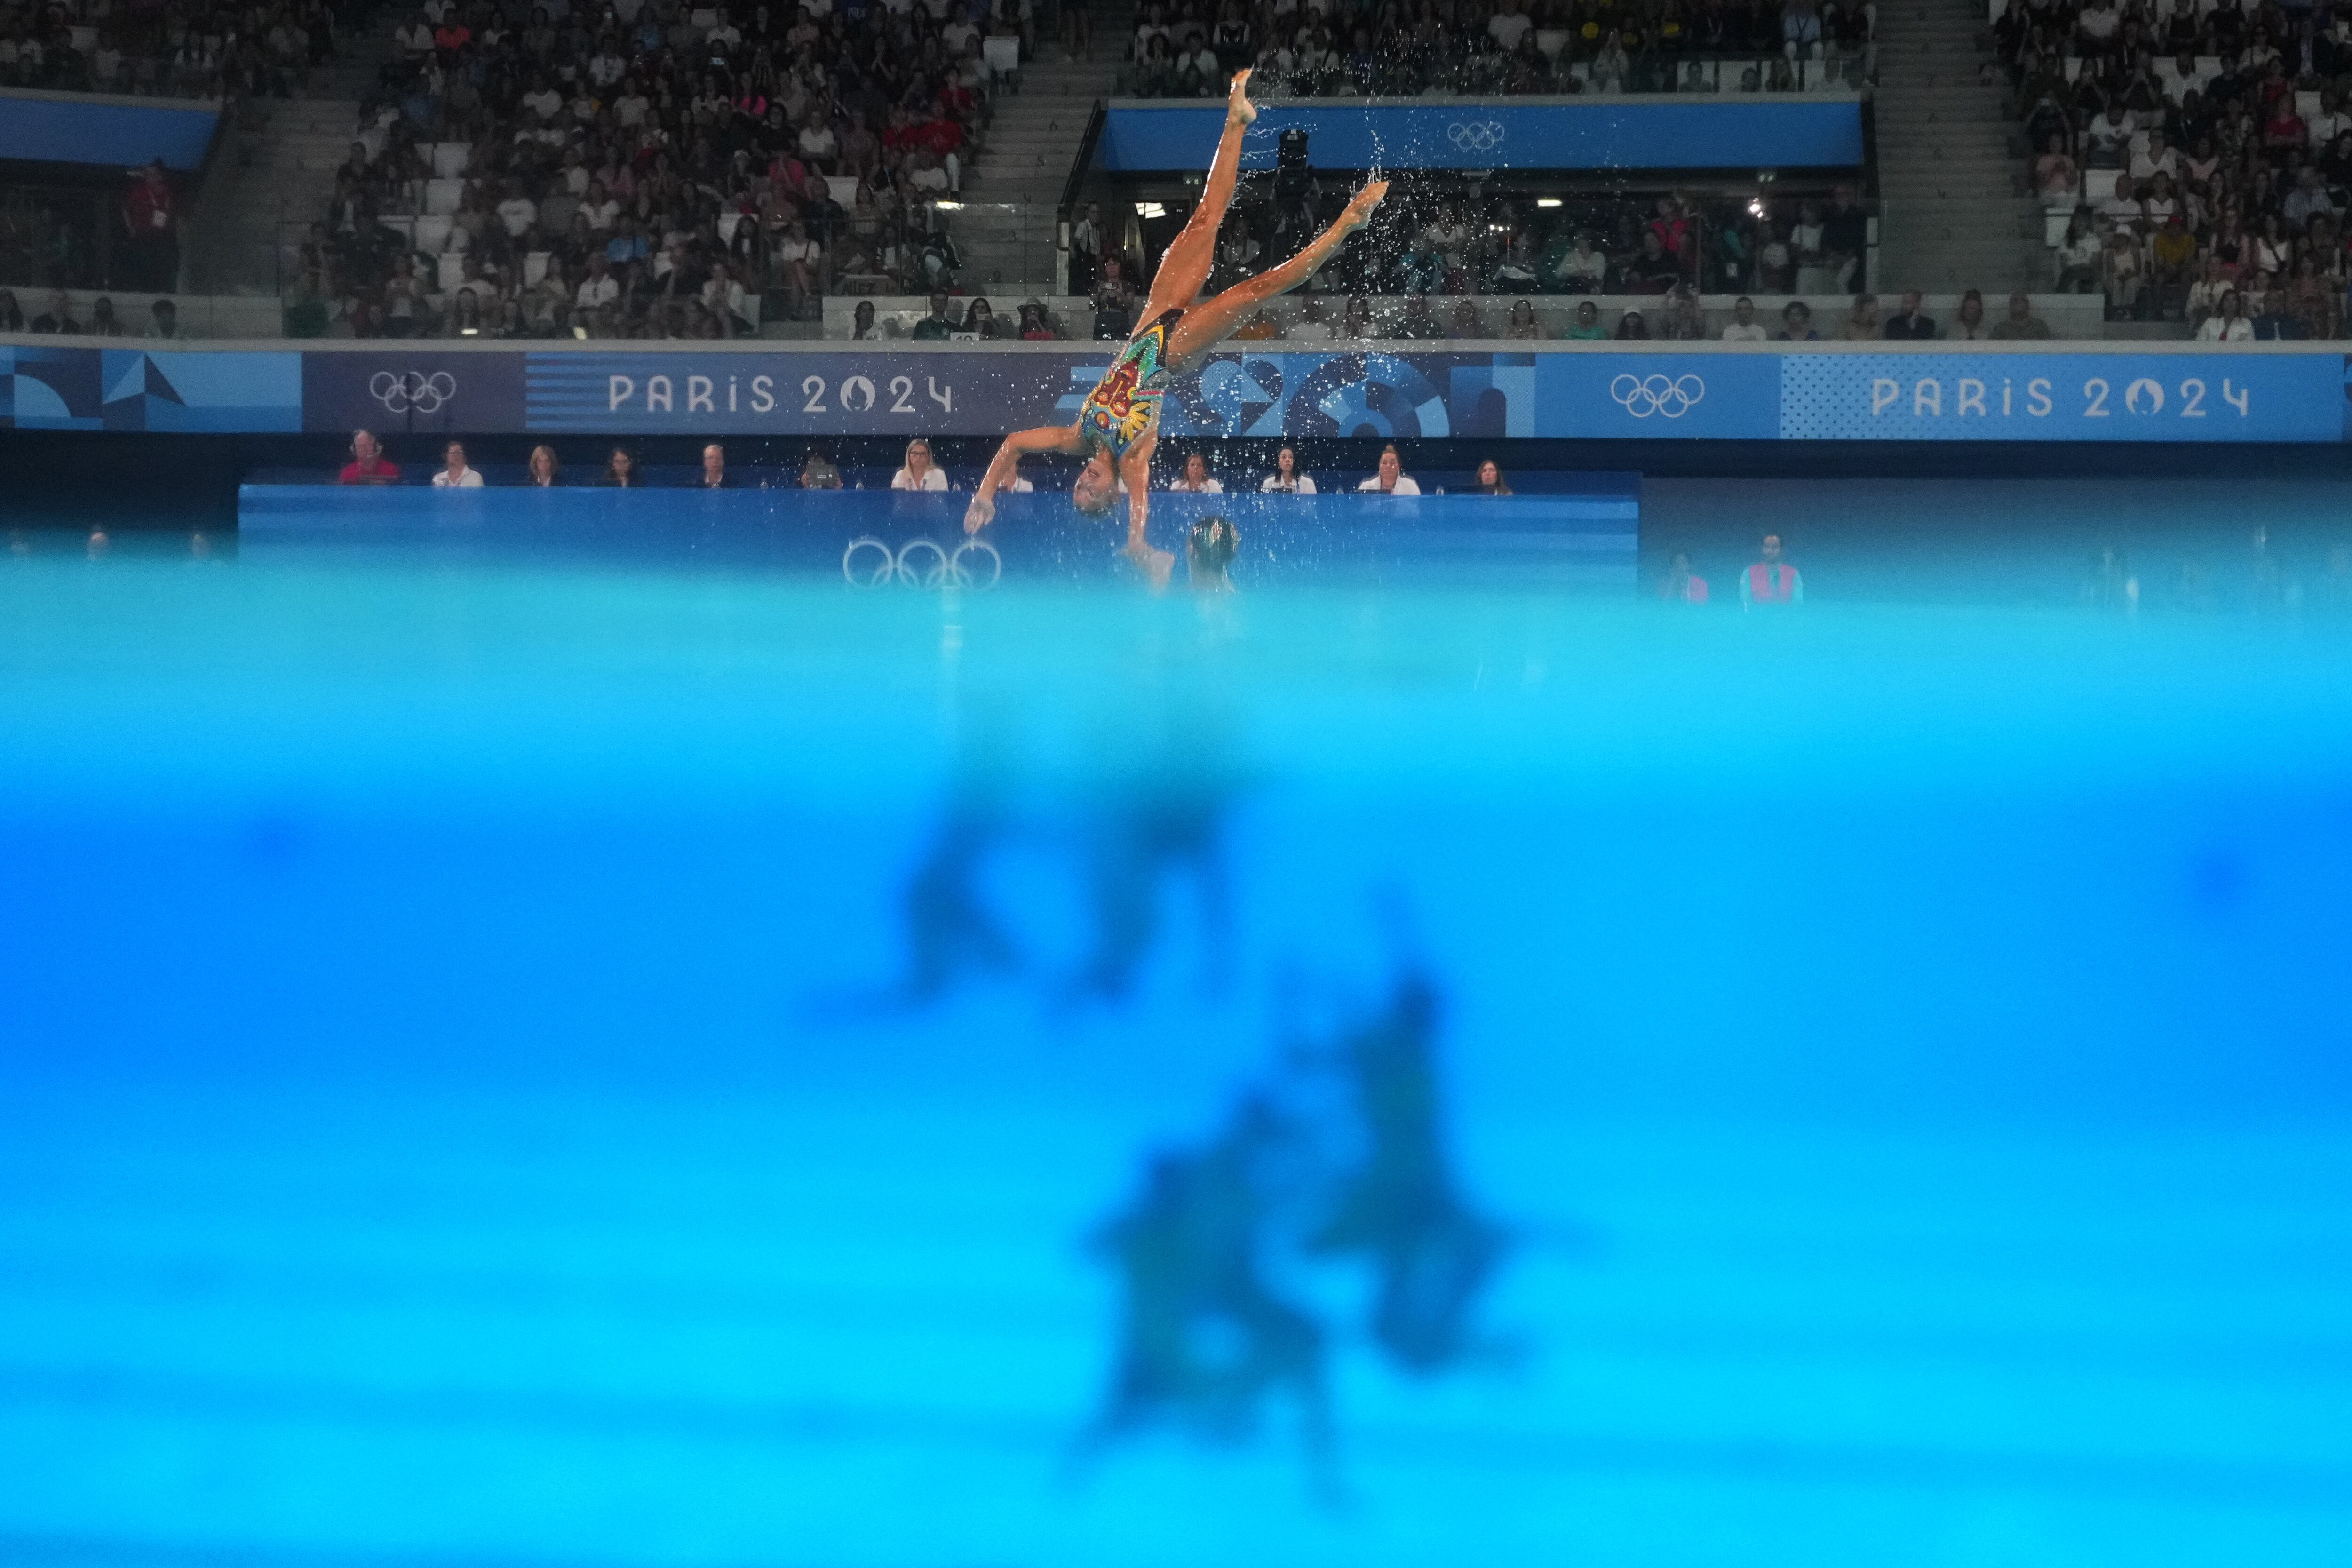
xmin=1076 ymin=959 xmax=1516 ymax=1496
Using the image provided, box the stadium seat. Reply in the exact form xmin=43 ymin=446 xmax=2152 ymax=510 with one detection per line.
xmin=2083 ymin=168 xmax=2121 ymax=206
xmin=424 ymin=178 xmax=466 ymax=217
xmin=524 ymin=252 xmax=551 ymax=287
xmin=2297 ymin=90 xmax=2322 ymax=120
xmin=826 ymin=176 xmax=860 ymax=207
xmin=432 ymin=143 xmax=472 ymax=179
xmin=2045 ymin=209 xmax=2075 ymax=246
xmin=436 ymin=254 xmax=468 ymax=292
xmin=983 ymin=36 xmax=1020 ymax=80
xmin=413 ymin=215 xmax=453 ymax=255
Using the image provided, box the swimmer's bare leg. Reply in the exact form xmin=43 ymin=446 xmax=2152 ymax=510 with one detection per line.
xmin=1144 ymin=71 xmax=1257 ymax=319
xmin=1166 ymin=179 xmax=1391 ymax=363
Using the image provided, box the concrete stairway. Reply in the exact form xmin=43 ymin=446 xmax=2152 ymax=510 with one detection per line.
xmin=951 ymin=1 xmax=1131 ymax=297
xmin=1871 ymin=0 xmax=2047 ymax=296
xmin=183 ymin=50 xmax=384 ymax=295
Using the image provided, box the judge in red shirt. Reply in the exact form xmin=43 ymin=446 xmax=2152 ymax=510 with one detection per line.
xmin=338 ymin=429 xmax=402 ymax=486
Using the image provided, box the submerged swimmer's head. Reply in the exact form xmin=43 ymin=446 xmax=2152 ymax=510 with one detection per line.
xmin=1072 ymin=449 xmax=1118 ymax=516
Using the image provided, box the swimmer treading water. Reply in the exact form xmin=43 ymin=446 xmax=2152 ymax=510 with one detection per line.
xmin=962 ymin=71 xmax=1388 ymax=586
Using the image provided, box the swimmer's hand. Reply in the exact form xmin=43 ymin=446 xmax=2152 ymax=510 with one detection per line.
xmin=963 ymin=493 xmax=995 ymax=533
xmin=1342 ymin=180 xmax=1390 ymax=232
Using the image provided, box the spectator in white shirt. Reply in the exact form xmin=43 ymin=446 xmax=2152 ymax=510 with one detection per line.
xmin=521 ymin=78 xmax=564 ymax=121
xmin=1719 ymin=295 xmax=1769 ymax=341
xmin=2130 ymin=129 xmax=2180 ymax=183
xmin=1169 ymin=452 xmax=1224 ymax=493
xmin=1261 ymin=445 xmax=1318 ymax=492
xmin=431 ymin=441 xmax=484 ymax=487
xmin=891 ymin=438 xmax=950 ymax=490
xmin=799 ymin=114 xmax=838 ymax=167
xmin=576 ymin=255 xmax=620 ymax=311
xmin=1358 ymin=444 xmax=1421 ymax=495
xmin=2194 ymin=288 xmax=2253 ymax=339
xmin=1488 ymin=0 xmax=1531 ymax=51
xmin=495 ymin=182 xmax=539 ymax=239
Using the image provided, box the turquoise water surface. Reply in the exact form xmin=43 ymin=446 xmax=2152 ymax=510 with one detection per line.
xmin=1 ymin=551 xmax=2348 ymax=1566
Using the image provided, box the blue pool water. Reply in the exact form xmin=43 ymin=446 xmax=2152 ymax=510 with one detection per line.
xmin=1 ymin=524 xmax=2349 ymax=1566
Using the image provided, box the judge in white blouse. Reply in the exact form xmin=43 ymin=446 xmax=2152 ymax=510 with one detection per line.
xmin=430 ymin=441 xmax=484 ymax=487
xmin=1356 ymin=443 xmax=1420 ymax=495
xmin=1259 ymin=444 xmax=1317 ymax=493
xmin=890 ymin=438 xmax=950 ymax=491
xmin=1168 ymin=451 xmax=1224 ymax=493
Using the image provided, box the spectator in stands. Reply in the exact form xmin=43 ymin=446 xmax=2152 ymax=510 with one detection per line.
xmin=1170 ymin=453 xmax=1224 ymax=494
xmin=1987 ymin=291 xmax=2052 ymax=340
xmin=1741 ymin=533 xmax=1803 ymax=607
xmin=912 ymin=291 xmax=962 ymax=341
xmin=339 ymin=430 xmax=400 ymax=486
xmin=1838 ymin=294 xmax=1882 ymax=340
xmin=432 ymin=442 xmax=483 ymax=488
xmin=1504 ymin=300 xmax=1542 ymax=341
xmin=1882 ymin=291 xmax=1937 ymax=338
xmin=1949 ymin=288 xmax=1992 ymax=341
xmin=2192 ymin=294 xmax=2249 ymax=343
xmin=1772 ymin=300 xmax=1819 ymax=341
xmin=850 ymin=301 xmax=887 ymax=341
xmin=1662 ymin=289 xmax=1707 ymax=341
xmin=1358 ymin=444 xmax=1421 ymax=496
xmin=145 ymin=299 xmax=182 ymax=340
xmin=121 ymin=162 xmax=180 ymax=293
xmin=526 ymin=447 xmax=560 ymax=488
xmin=892 ymin=439 xmax=949 ymax=492
xmin=0 ymin=291 xmax=21 ymax=332
xmin=1720 ymin=296 xmax=1768 ymax=342
xmin=1614 ymin=308 xmax=1651 ymax=340
xmin=1660 ymin=549 xmax=1709 ymax=604
xmin=30 ymin=290 xmax=79 ymax=334
xmin=1018 ymin=302 xmax=1057 ymax=341
xmin=699 ymin=445 xmax=732 ymax=489
xmin=801 ymin=450 xmax=844 ymax=489
xmin=1262 ymin=446 xmax=1317 ymax=494
xmin=2034 ymin=135 xmax=2081 ymax=203
xmin=1474 ymin=460 xmax=1512 ymax=496
xmin=2055 ymin=212 xmax=2104 ymax=293
xmin=84 ymin=297 xmax=124 ymax=338
xmin=1563 ymin=300 xmax=1608 ymax=340
xmin=599 ymin=448 xmax=641 ymax=488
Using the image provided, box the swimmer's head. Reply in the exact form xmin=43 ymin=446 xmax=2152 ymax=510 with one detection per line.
xmin=1187 ymin=515 xmax=1238 ymax=588
xmin=1072 ymin=449 xmax=1118 ymax=515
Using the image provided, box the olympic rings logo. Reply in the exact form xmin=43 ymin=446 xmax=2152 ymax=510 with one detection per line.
xmin=1608 ymin=374 xmax=1706 ymax=418
xmin=369 ymin=370 xmax=457 ymax=414
xmin=842 ymin=536 xmax=1001 ymax=591
xmin=1446 ymin=120 xmax=1506 ymax=153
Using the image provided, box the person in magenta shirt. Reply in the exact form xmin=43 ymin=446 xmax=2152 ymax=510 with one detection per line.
xmin=337 ymin=430 xmax=401 ymax=486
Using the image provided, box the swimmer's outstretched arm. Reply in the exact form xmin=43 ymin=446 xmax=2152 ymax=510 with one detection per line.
xmin=965 ymin=424 xmax=1084 ymax=533
xmin=1118 ymin=431 xmax=1157 ymax=556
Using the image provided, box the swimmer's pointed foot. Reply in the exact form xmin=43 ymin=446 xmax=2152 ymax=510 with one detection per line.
xmin=1227 ymin=69 xmax=1256 ymax=125
xmin=1342 ymin=181 xmax=1390 ymax=232
xmin=963 ymin=494 xmax=994 ymax=534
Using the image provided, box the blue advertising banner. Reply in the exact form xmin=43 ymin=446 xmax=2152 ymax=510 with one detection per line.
xmin=1776 ymin=352 xmax=2348 ymax=441
xmin=526 ymin=350 xmax=1073 ymax=436
xmin=1098 ymin=98 xmax=1866 ymax=172
xmin=7 ymin=342 xmax=2351 ymax=445
xmin=0 ymin=344 xmax=298 ymax=431
xmin=1534 ymin=351 xmax=1785 ymax=440
xmin=301 ymin=348 xmax=528 ymax=438
xmin=0 ymin=88 xmax=220 ymax=171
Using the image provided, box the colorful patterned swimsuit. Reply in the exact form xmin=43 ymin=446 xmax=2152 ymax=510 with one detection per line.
xmin=1077 ymin=309 xmax=1182 ymax=462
